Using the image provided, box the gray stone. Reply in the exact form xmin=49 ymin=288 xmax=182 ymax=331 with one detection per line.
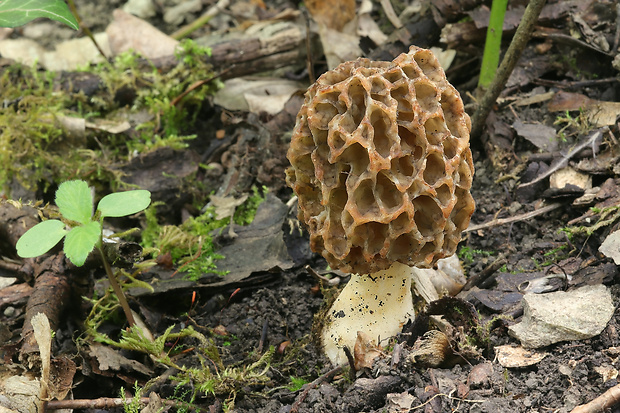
xmin=509 ymin=284 xmax=614 ymax=348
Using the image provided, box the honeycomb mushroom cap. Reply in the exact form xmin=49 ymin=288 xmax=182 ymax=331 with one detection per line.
xmin=286 ymin=46 xmax=475 ymax=274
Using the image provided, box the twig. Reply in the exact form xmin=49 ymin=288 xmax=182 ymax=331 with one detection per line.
xmin=461 ymin=254 xmax=507 ymax=290
xmin=303 ymin=11 xmax=315 ymax=84
xmin=471 ymin=0 xmax=547 ymax=140
xmin=518 ymin=128 xmax=605 ymax=189
xmin=408 ymin=392 xmax=485 ymax=410
xmin=46 ymin=397 xmax=183 ymax=410
xmin=379 ymin=0 xmax=403 ymax=28
xmin=171 ymin=0 xmax=230 ymax=40
xmin=614 ymin=3 xmax=620 ymax=53
xmin=570 ymin=382 xmax=620 ymax=413
xmin=343 ymin=346 xmax=357 ymax=382
xmin=170 ymin=70 xmax=229 ymax=106
xmin=465 ymin=203 xmax=562 ymax=233
xmin=290 ymin=365 xmax=344 ymax=413
xmin=257 ymin=319 xmax=269 ymax=354
xmin=533 ymin=77 xmax=620 ymax=90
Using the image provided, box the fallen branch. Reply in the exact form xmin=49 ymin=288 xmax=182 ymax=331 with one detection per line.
xmin=46 ymin=396 xmax=181 ymax=411
xmin=570 ymin=383 xmax=620 ymax=413
xmin=20 ymin=255 xmax=71 ymax=362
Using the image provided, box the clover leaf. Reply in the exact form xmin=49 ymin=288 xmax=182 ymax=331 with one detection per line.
xmin=16 ymin=180 xmax=151 ymax=267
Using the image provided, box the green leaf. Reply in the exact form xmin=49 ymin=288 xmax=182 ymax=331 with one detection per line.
xmin=16 ymin=219 xmax=67 ymax=258
xmin=98 ymin=190 xmax=151 ymax=218
xmin=0 ymin=0 xmax=79 ymax=30
xmin=56 ymin=180 xmax=93 ymax=225
xmin=64 ymin=221 xmax=101 ymax=266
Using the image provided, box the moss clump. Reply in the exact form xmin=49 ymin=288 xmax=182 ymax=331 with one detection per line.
xmin=141 ymin=187 xmax=268 ymax=280
xmin=0 ymin=39 xmax=220 ymax=196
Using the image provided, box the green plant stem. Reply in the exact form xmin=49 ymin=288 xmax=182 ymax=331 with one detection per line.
xmin=478 ymin=0 xmax=509 ymax=88
xmin=471 ymin=0 xmax=547 ymax=139
xmin=98 ymin=245 xmax=136 ymax=327
xmin=66 ymin=0 xmax=107 ymax=59
xmin=170 ymin=0 xmax=229 ymax=39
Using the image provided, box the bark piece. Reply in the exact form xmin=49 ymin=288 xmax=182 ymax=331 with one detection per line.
xmin=20 ymin=255 xmax=71 ymax=362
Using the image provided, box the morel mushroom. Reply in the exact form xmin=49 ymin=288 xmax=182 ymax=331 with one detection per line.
xmin=286 ymin=46 xmax=475 ymax=365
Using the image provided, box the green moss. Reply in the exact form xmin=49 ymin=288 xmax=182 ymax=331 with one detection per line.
xmin=140 ymin=187 xmax=268 ymax=280
xmin=233 ymin=185 xmax=267 ymax=225
xmin=457 ymin=246 xmax=494 ymax=265
xmin=0 ymin=39 xmax=220 ymax=195
xmin=287 ymin=376 xmax=309 ymax=392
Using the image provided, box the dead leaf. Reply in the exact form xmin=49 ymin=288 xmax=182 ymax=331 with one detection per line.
xmin=48 ymin=356 xmax=77 ymax=401
xmin=305 ymin=0 xmax=356 ymax=31
xmin=385 ymin=391 xmax=415 ymax=412
xmin=141 ymin=392 xmax=165 ymax=413
xmin=86 ymin=119 xmax=132 ymax=134
xmin=214 ymin=78 xmax=305 ymax=115
xmin=514 ymin=90 xmax=555 ymax=106
xmin=89 ymin=343 xmax=153 ymax=376
xmin=600 ymin=230 xmax=620 ymax=265
xmin=210 ymin=194 xmax=249 ymax=220
xmin=56 ymin=115 xmax=86 ymax=140
xmin=495 ymin=345 xmax=548 ymax=368
xmin=549 ymin=167 xmax=592 ymax=190
xmin=213 ymin=325 xmax=228 ymax=336
xmin=548 ymin=91 xmax=620 ymax=127
xmin=317 ymin=25 xmax=362 ymax=69
xmin=31 ymin=313 xmax=51 ymax=399
xmin=106 ymin=9 xmax=178 ymax=59
xmin=594 ymin=365 xmax=618 ymax=383
xmin=548 ymin=90 xmax=593 ymax=112
xmin=2 ymin=376 xmax=42 ymax=413
xmin=353 ymin=331 xmax=383 ymax=370
xmin=512 ymin=120 xmax=558 ymax=151
xmin=357 ymin=0 xmax=387 ymax=46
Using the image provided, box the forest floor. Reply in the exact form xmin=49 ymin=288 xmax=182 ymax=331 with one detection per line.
xmin=2 ymin=1 xmax=620 ymax=412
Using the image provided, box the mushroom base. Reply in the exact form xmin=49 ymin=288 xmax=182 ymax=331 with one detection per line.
xmin=322 ymin=262 xmax=415 ymax=366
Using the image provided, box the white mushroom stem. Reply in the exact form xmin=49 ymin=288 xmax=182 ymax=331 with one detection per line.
xmin=322 ymin=261 xmax=415 ymax=366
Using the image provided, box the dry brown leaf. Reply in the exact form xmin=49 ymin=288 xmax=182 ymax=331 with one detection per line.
xmin=600 ymin=230 xmax=620 ymax=265
xmin=549 ymin=167 xmax=592 ymax=191
xmin=353 ymin=331 xmax=382 ymax=370
xmin=210 ymin=194 xmax=249 ymax=220
xmin=495 ymin=345 xmax=548 ymax=368
xmin=548 ymin=91 xmax=620 ymax=127
xmin=512 ymin=120 xmax=558 ymax=151
xmin=305 ymin=0 xmax=356 ymax=31
xmin=106 ymin=9 xmax=178 ymax=59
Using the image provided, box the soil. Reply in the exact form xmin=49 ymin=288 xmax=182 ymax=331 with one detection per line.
xmin=2 ymin=1 xmax=620 ymax=413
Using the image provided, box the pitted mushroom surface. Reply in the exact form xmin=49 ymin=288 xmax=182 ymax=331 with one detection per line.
xmin=287 ymin=46 xmax=475 ymax=275
xmin=286 ymin=46 xmax=475 ymax=365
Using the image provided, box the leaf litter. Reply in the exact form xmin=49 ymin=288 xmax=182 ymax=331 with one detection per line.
xmin=1 ymin=0 xmax=620 ymax=412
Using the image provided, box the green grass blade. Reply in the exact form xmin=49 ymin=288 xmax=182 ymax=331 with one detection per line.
xmin=478 ymin=0 xmax=509 ymax=89
xmin=16 ymin=219 xmax=67 ymax=258
xmin=0 ymin=0 xmax=79 ymax=30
